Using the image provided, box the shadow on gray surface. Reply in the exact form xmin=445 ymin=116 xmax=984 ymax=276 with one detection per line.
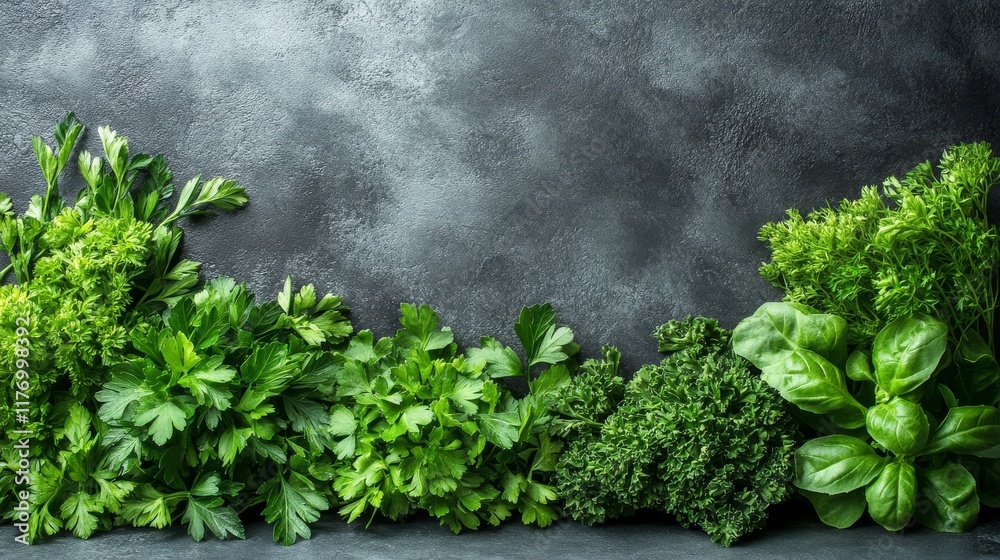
xmin=4 ymin=502 xmax=1000 ymax=560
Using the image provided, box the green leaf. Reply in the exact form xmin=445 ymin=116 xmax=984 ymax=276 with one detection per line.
xmin=401 ymin=405 xmax=434 ymax=432
xmin=865 ymin=460 xmax=916 ymax=531
xmin=119 ymin=486 xmax=175 ymax=529
xmin=865 ymin=398 xmax=929 ymax=456
xmin=397 ymin=303 xmax=454 ymax=351
xmin=952 ymin=332 xmax=1000 ymax=406
xmin=794 ymin=435 xmax=885 ymax=494
xmin=872 ymin=314 xmax=947 ymax=396
xmin=134 ymin=400 xmax=190 ymax=445
xmin=528 ymin=363 xmax=572 ymax=398
xmin=96 ymin=370 xmax=150 ymax=421
xmin=760 ymin=349 xmax=866 ymax=427
xmin=64 ymin=403 xmax=94 ymax=446
xmin=33 ymin=135 xmax=58 ymax=188
xmin=514 ymin=304 xmax=557 ymax=364
xmin=218 ymin=427 xmax=253 ymax=467
xmin=284 ymin=395 xmax=330 ymax=434
xmin=920 ymin=406 xmax=1000 ymax=457
xmin=182 ymin=497 xmax=245 ymax=541
xmin=259 ymin=471 xmax=329 ymax=546
xmin=327 ymin=406 xmax=357 ymax=437
xmin=447 ymin=374 xmax=484 ymax=414
xmin=846 ymin=350 xmax=874 ymax=382
xmin=160 ymin=331 xmax=201 ymax=376
xmin=192 ymin=176 xmax=248 ymax=211
xmin=974 ymin=459 xmax=1000 ymax=508
xmin=54 ymin=112 xmax=83 ymax=170
xmin=60 ymin=492 xmax=100 ymax=538
xmin=732 ymin=302 xmax=847 ymax=369
xmin=915 ymin=464 xmax=979 ymax=532
xmin=939 ymin=385 xmax=960 ymax=410
xmin=177 ymin=358 xmax=236 ymax=409
xmin=798 ymin=488 xmax=866 ymax=529
xmin=476 ymin=412 xmax=521 ymax=449
xmin=528 ymin=324 xmax=575 ymax=368
xmin=237 ymin=342 xmax=296 ymax=411
xmin=467 ymin=337 xmax=523 ymax=379
xmin=190 ymin=473 xmax=223 ymax=497
xmin=278 ymin=276 xmax=293 ymax=314
xmin=161 ymin=175 xmax=199 ymax=220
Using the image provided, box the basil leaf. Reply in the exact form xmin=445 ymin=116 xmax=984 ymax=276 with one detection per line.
xmin=865 ymin=460 xmax=916 ymax=531
xmin=761 ymin=349 xmax=866 ymax=428
xmin=846 ymin=350 xmax=874 ymax=382
xmin=938 ymin=385 xmax=959 ymax=410
xmin=733 ymin=302 xmax=848 ymax=369
xmin=798 ymin=488 xmax=866 ymax=529
xmin=921 ymin=406 xmax=1000 ymax=457
xmin=794 ymin=435 xmax=885 ymax=494
xmin=872 ymin=314 xmax=946 ymax=396
xmin=951 ymin=332 xmax=1000 ymax=406
xmin=865 ymin=398 xmax=929 ymax=456
xmin=973 ymin=459 xmax=1000 ymax=508
xmin=915 ymin=464 xmax=979 ymax=532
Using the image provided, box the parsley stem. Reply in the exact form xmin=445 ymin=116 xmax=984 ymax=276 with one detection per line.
xmin=557 ymin=411 xmax=604 ymax=429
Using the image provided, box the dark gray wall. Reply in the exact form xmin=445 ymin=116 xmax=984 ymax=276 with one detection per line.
xmin=2 ymin=1 xmax=999 ymax=374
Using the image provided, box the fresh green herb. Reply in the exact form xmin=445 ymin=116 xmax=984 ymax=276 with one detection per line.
xmin=0 ymin=114 xmax=247 ymax=539
xmin=96 ymin=277 xmax=351 ymax=545
xmin=331 ymin=303 xmax=581 ymax=532
xmin=28 ymin=404 xmax=135 ymax=541
xmin=329 ymin=303 xmax=505 ymax=532
xmin=758 ymin=143 xmax=1000 ymax=347
xmin=328 ymin=303 xmax=620 ymax=533
xmin=470 ymin=304 xmax=604 ymax=528
xmin=557 ymin=317 xmax=797 ymax=546
xmin=734 ymin=302 xmax=1000 ymax=532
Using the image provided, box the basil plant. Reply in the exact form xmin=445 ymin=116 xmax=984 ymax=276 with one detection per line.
xmin=733 ymin=302 xmax=1000 ymax=532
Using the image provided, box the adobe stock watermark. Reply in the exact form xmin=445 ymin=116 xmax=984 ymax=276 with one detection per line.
xmin=10 ymin=316 xmax=32 ymax=545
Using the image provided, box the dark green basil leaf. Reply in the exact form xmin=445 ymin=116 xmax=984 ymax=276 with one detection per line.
xmin=938 ymin=385 xmax=959 ymax=410
xmin=794 ymin=435 xmax=885 ymax=494
xmin=846 ymin=350 xmax=874 ymax=382
xmin=733 ymin=302 xmax=848 ymax=369
xmin=865 ymin=398 xmax=929 ymax=456
xmin=872 ymin=314 xmax=946 ymax=396
xmin=761 ymin=349 xmax=866 ymax=428
xmin=973 ymin=459 xmax=1000 ymax=508
xmin=865 ymin=460 xmax=916 ymax=531
xmin=920 ymin=406 xmax=1000 ymax=457
xmin=951 ymin=332 xmax=1000 ymax=406
xmin=798 ymin=488 xmax=866 ymax=529
xmin=915 ymin=464 xmax=978 ymax=532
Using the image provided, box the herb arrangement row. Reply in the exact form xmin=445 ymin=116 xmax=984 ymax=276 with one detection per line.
xmin=1 ymin=114 xmax=999 ymax=547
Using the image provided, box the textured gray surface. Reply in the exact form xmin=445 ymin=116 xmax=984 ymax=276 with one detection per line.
xmin=3 ymin=0 xmax=999 ymax=373
xmin=2 ymin=0 xmax=1000 ymax=556
xmin=3 ymin=507 xmax=1000 ymax=560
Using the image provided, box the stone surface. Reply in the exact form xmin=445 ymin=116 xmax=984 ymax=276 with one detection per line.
xmin=3 ymin=504 xmax=1000 ymax=559
xmin=3 ymin=0 xmax=999 ymax=373
xmin=2 ymin=0 xmax=1000 ymax=557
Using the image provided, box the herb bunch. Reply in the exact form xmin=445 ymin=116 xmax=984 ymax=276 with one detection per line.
xmin=331 ymin=303 xmax=596 ymax=532
xmin=759 ymin=143 xmax=1000 ymax=347
xmin=556 ymin=317 xmax=797 ymax=546
xmin=96 ymin=277 xmax=352 ymax=546
xmin=0 ymin=114 xmax=247 ymax=538
xmin=734 ymin=302 xmax=1000 ymax=532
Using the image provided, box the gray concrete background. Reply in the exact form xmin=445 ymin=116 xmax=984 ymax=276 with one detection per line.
xmin=3 ymin=1 xmax=1000 ymax=554
xmin=4 ymin=1 xmax=999 ymax=374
